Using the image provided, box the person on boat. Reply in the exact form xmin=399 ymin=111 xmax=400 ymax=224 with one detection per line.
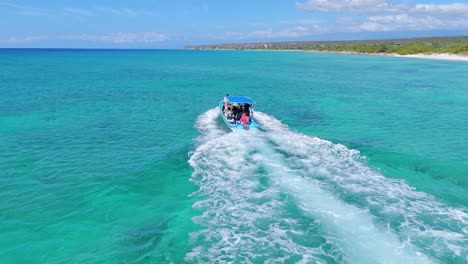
xmin=239 ymin=112 xmax=250 ymax=125
xmin=227 ymin=108 xmax=234 ymax=122
xmin=236 ymin=103 xmax=242 ymax=121
xmin=223 ymin=94 xmax=229 ymax=112
xmin=244 ymin=103 xmax=250 ymax=117
xmin=232 ymin=105 xmax=239 ymax=121
xmin=227 ymin=102 xmax=234 ymax=116
xmin=227 ymin=116 xmax=234 ymax=123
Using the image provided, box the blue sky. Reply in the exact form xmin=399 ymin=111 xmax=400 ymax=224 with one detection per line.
xmin=0 ymin=0 xmax=467 ymax=48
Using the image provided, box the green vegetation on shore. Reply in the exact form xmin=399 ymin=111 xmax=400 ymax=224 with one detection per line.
xmin=185 ymin=36 xmax=468 ymax=55
xmin=315 ymin=43 xmax=468 ymax=55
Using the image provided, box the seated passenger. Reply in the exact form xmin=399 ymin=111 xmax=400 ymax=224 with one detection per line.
xmin=232 ymin=105 xmax=238 ymax=120
xmin=224 ymin=104 xmax=230 ymax=117
xmin=239 ymin=112 xmax=250 ymax=124
xmin=227 ymin=109 xmax=234 ymax=122
xmin=244 ymin=103 xmax=250 ymax=116
xmin=223 ymin=94 xmax=229 ymax=108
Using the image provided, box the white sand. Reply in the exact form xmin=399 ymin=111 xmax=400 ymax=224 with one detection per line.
xmin=319 ymin=51 xmax=468 ymax=62
xmin=289 ymin=50 xmax=468 ymax=62
xmin=395 ymin=53 xmax=468 ymax=62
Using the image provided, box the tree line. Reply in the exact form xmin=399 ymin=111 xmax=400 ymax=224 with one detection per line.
xmin=185 ymin=36 xmax=468 ymax=55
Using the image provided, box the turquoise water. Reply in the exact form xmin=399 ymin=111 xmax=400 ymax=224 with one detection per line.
xmin=0 ymin=49 xmax=466 ymax=263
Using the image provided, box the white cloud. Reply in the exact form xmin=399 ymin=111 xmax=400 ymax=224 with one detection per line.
xmin=3 ymin=35 xmax=49 ymax=43
xmin=296 ymin=0 xmax=396 ymax=13
xmin=209 ymin=25 xmax=322 ymax=41
xmin=281 ymin=18 xmax=321 ymax=25
xmin=0 ymin=1 xmax=47 ymax=15
xmin=224 ymin=31 xmax=244 ymax=37
xmin=97 ymin=7 xmax=137 ymax=16
xmin=358 ymin=22 xmax=389 ymax=32
xmin=351 ymin=13 xmax=468 ymax=32
xmin=276 ymin=26 xmax=316 ymax=37
xmin=247 ymin=29 xmax=274 ymax=38
xmin=63 ymin=6 xmax=159 ymax=17
xmin=411 ymin=3 xmax=468 ymax=16
xmin=113 ymin=32 xmax=168 ymax=43
xmin=1 ymin=32 xmax=169 ymax=44
xmin=246 ymin=26 xmax=315 ymax=39
xmin=74 ymin=32 xmax=169 ymax=43
xmin=297 ymin=1 xmax=468 ymax=32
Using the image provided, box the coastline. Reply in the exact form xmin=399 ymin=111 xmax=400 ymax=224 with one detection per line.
xmin=393 ymin=53 xmax=468 ymax=62
xmin=272 ymin=49 xmax=468 ymax=62
xmin=192 ymin=48 xmax=468 ymax=62
xmin=313 ymin=50 xmax=468 ymax=62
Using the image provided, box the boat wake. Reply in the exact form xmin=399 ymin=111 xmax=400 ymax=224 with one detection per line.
xmin=186 ymin=108 xmax=467 ymax=263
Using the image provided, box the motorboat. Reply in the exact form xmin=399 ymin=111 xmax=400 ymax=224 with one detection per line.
xmin=219 ymin=96 xmax=259 ymax=130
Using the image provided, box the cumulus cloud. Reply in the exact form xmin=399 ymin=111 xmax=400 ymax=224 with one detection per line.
xmin=351 ymin=13 xmax=468 ymax=32
xmin=296 ymin=0 xmax=468 ymax=32
xmin=411 ymin=3 xmax=468 ymax=16
xmin=353 ymin=3 xmax=468 ymax=32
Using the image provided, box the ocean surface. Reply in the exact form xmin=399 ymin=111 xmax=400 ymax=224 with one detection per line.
xmin=0 ymin=49 xmax=467 ymax=263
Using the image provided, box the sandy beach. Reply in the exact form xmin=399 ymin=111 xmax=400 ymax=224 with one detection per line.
xmin=303 ymin=50 xmax=468 ymax=62
xmin=395 ymin=53 xmax=468 ymax=62
xmin=242 ymin=49 xmax=468 ymax=62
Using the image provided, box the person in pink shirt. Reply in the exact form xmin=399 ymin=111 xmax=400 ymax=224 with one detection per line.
xmin=239 ymin=112 xmax=250 ymax=125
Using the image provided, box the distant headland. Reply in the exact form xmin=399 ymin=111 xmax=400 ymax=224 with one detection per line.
xmin=185 ymin=36 xmax=468 ymax=61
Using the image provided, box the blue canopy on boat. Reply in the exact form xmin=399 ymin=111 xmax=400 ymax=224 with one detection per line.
xmin=226 ymin=96 xmax=255 ymax=104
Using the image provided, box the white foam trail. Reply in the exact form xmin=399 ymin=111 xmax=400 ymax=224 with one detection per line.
xmin=187 ymin=109 xmax=466 ymax=263
xmin=187 ymin=130 xmax=329 ymax=263
xmin=251 ymin=139 xmax=433 ymax=263
xmin=255 ymin=111 xmax=468 ymax=262
xmin=193 ymin=107 xmax=226 ymax=143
